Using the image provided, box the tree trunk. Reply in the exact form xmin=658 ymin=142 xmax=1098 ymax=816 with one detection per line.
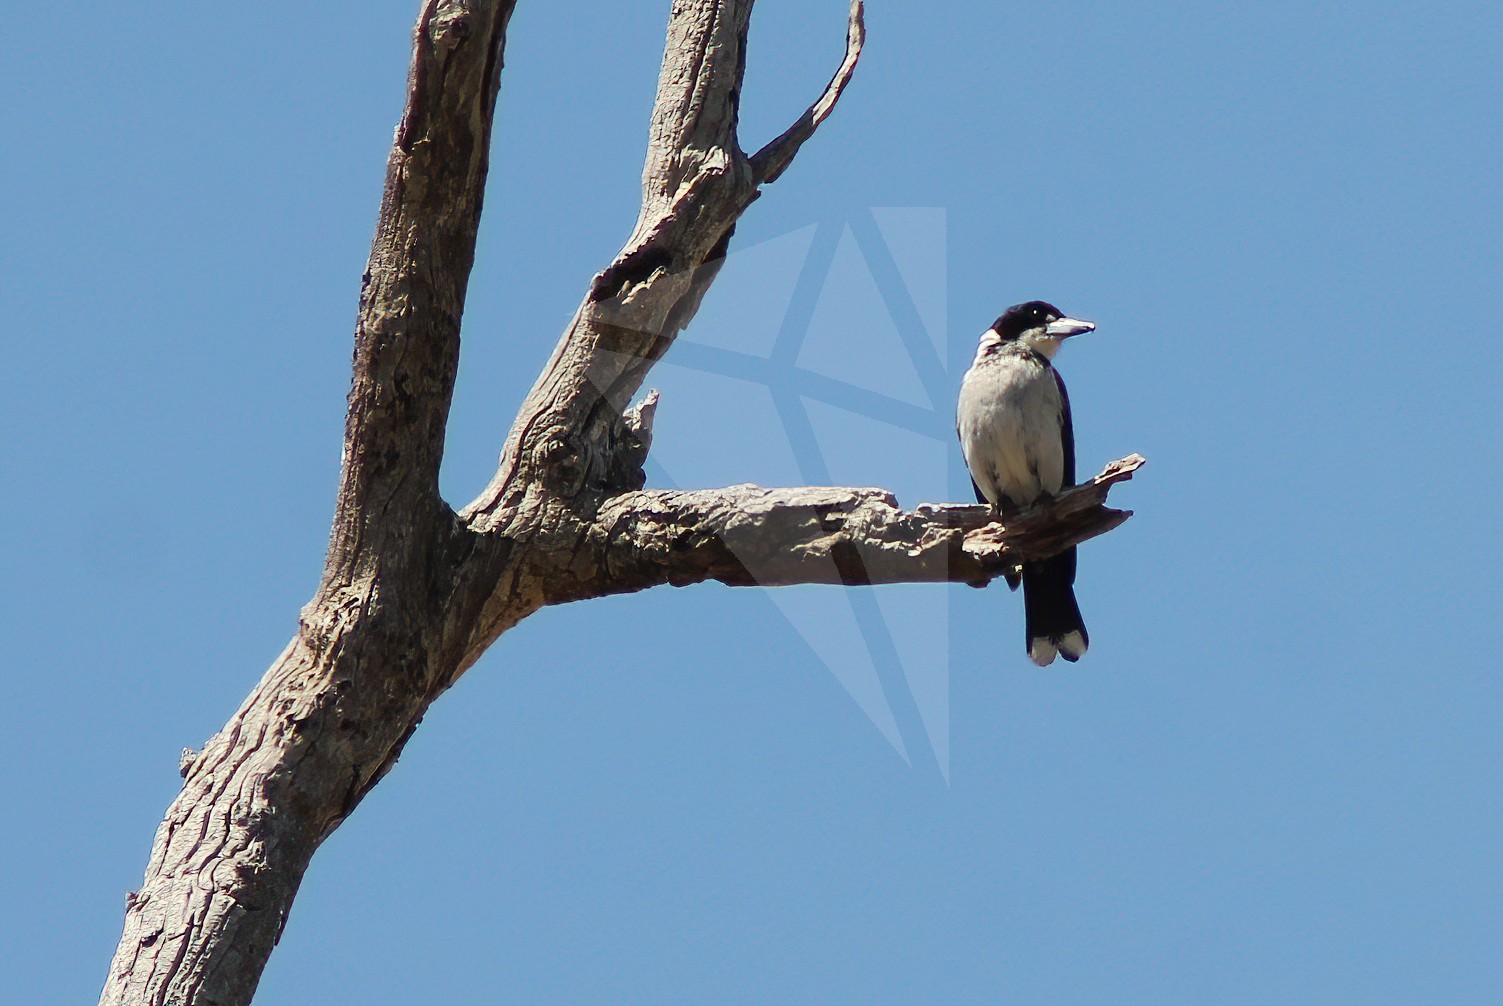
xmin=99 ymin=3 xmax=1140 ymax=1003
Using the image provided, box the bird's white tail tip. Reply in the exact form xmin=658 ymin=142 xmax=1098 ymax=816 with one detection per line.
xmin=1058 ymin=630 xmax=1088 ymax=662
xmin=1031 ymin=631 xmax=1087 ymax=667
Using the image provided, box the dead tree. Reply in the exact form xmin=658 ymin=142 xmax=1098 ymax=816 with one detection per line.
xmin=99 ymin=3 xmax=1140 ymax=1003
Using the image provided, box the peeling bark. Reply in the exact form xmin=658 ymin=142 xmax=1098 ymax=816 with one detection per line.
xmin=582 ymin=455 xmax=1143 ymax=597
xmin=99 ymin=4 xmax=1141 ymax=1004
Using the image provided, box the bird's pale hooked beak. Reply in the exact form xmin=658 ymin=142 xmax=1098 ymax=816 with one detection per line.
xmin=1045 ymin=317 xmax=1095 ymax=338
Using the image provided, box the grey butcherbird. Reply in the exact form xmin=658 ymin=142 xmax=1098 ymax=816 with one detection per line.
xmin=957 ymin=300 xmax=1096 ymax=666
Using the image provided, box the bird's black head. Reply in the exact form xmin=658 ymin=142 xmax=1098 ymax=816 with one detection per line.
xmin=977 ymin=300 xmax=1095 ymax=362
xmin=990 ymin=301 xmax=1064 ymax=341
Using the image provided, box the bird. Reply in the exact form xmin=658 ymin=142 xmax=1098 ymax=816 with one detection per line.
xmin=957 ymin=300 xmax=1096 ymax=666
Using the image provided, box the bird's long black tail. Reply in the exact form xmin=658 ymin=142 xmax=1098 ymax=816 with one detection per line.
xmin=1022 ymin=547 xmax=1088 ymax=666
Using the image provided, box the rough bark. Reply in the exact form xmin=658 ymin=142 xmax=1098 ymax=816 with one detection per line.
xmin=571 ymin=454 xmax=1144 ymax=599
xmin=100 ymin=3 xmax=1142 ymax=1004
xmin=100 ymin=4 xmax=518 ymax=1002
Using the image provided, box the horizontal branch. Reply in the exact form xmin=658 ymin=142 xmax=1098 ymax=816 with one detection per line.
xmin=576 ymin=454 xmax=1144 ymax=600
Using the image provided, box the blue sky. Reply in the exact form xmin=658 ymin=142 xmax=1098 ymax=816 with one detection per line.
xmin=4 ymin=1 xmax=1502 ymax=1002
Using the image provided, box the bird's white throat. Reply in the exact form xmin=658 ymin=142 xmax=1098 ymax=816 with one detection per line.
xmin=1020 ymin=331 xmax=1065 ymax=359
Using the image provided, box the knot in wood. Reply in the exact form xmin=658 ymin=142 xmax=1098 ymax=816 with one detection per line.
xmin=538 ymin=432 xmax=571 ymax=465
xmin=536 ymin=430 xmax=586 ymax=494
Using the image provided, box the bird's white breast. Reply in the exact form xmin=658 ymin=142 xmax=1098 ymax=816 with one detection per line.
xmin=958 ymin=351 xmax=1065 ymax=509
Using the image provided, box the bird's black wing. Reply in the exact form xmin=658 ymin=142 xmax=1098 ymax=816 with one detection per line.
xmin=1053 ymin=367 xmax=1076 ymax=487
xmin=1018 ymin=366 xmax=1086 ymax=659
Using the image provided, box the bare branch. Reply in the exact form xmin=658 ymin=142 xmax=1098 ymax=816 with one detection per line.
xmin=329 ymin=1 xmax=518 ymax=575
xmin=573 ymin=455 xmax=1144 ymax=601
xmin=750 ymin=0 xmax=866 ymax=185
